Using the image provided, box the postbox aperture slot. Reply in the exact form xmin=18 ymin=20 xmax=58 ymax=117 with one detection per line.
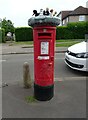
xmin=38 ymin=33 xmax=51 ymax=37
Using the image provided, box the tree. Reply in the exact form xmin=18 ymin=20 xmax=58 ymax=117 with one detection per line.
xmin=1 ymin=18 xmax=15 ymax=35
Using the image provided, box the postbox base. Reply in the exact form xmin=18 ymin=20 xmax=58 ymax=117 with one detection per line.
xmin=34 ymin=83 xmax=54 ymax=101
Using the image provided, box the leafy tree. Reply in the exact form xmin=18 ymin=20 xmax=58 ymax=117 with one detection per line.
xmin=1 ymin=18 xmax=15 ymax=35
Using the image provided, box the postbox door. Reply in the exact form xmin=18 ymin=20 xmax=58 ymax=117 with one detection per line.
xmin=34 ymin=38 xmax=55 ymax=86
xmin=33 ymin=27 xmax=56 ymax=87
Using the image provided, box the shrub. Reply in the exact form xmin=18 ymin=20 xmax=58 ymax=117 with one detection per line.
xmin=56 ymin=26 xmax=73 ymax=39
xmin=0 ymin=28 xmax=5 ymax=43
xmin=2 ymin=18 xmax=15 ymax=36
xmin=15 ymin=27 xmax=33 ymax=42
xmin=67 ymin=22 xmax=88 ymax=39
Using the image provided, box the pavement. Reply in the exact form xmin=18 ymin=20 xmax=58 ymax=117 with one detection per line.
xmin=2 ymin=79 xmax=86 ymax=118
xmin=1 ymin=42 xmax=86 ymax=118
xmin=1 ymin=42 xmax=68 ymax=55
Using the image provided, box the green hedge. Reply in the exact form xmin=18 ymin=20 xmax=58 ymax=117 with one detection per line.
xmin=15 ymin=27 xmax=33 ymax=42
xmin=56 ymin=22 xmax=88 ymax=39
xmin=56 ymin=26 xmax=73 ymax=39
xmin=0 ymin=28 xmax=5 ymax=43
xmin=15 ymin=22 xmax=88 ymax=41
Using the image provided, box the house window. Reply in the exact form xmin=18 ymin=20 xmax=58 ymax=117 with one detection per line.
xmin=79 ymin=15 xmax=85 ymax=21
xmin=63 ymin=20 xmax=65 ymax=25
xmin=67 ymin=17 xmax=69 ymax=22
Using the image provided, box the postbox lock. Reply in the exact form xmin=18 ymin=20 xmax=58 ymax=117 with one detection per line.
xmin=48 ymin=63 xmax=52 ymax=66
xmin=51 ymin=56 xmax=54 ymax=61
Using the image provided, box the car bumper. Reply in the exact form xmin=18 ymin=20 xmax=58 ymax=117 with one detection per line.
xmin=65 ymin=52 xmax=88 ymax=72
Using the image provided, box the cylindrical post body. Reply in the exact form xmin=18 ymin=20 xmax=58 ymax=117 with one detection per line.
xmin=33 ymin=26 xmax=56 ymax=101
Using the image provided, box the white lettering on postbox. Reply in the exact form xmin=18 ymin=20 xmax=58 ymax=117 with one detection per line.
xmin=38 ymin=56 xmax=49 ymax=60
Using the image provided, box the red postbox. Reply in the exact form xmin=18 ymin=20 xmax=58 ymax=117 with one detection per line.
xmin=28 ymin=16 xmax=60 ymax=101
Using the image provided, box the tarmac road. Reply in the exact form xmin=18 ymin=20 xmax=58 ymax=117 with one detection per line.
xmin=2 ymin=53 xmax=87 ymax=83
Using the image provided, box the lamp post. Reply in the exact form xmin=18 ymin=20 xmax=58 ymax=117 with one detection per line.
xmin=0 ymin=18 xmax=2 ymax=120
xmin=86 ymin=1 xmax=88 ymax=21
xmin=85 ymin=34 xmax=88 ymax=42
xmin=0 ymin=18 xmax=2 ymax=43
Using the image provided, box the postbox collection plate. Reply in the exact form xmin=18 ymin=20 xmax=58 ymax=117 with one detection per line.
xmin=41 ymin=42 xmax=49 ymax=55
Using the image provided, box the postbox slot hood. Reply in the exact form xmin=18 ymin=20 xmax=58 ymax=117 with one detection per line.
xmin=38 ymin=33 xmax=51 ymax=37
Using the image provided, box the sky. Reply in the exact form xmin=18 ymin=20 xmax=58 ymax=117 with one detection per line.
xmin=0 ymin=0 xmax=88 ymax=27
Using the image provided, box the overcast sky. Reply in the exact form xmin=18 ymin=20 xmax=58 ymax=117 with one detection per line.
xmin=0 ymin=0 xmax=88 ymax=27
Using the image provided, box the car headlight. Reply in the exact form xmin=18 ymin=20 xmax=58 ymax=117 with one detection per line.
xmin=76 ymin=53 xmax=88 ymax=58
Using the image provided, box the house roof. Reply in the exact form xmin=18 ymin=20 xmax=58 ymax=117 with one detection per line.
xmin=69 ymin=6 xmax=88 ymax=16
xmin=61 ymin=11 xmax=72 ymax=20
xmin=57 ymin=6 xmax=88 ymax=20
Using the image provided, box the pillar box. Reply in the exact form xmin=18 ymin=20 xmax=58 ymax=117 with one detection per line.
xmin=28 ymin=16 xmax=60 ymax=101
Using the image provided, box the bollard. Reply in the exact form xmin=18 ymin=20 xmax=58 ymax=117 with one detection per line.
xmin=23 ymin=62 xmax=32 ymax=88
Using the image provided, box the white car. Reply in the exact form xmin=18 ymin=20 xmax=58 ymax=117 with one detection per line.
xmin=65 ymin=40 xmax=88 ymax=72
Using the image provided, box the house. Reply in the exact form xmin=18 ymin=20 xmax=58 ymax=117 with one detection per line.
xmin=57 ymin=6 xmax=88 ymax=26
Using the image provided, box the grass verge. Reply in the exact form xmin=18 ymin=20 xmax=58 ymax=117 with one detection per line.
xmin=56 ymin=41 xmax=80 ymax=47
xmin=15 ymin=41 xmax=33 ymax=45
xmin=4 ymin=39 xmax=84 ymax=47
xmin=25 ymin=96 xmax=37 ymax=103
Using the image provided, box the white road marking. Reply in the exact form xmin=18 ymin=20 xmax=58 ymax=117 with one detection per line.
xmin=54 ymin=77 xmax=86 ymax=81
xmin=55 ymin=58 xmax=64 ymax=60
xmin=0 ymin=60 xmax=6 ymax=62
